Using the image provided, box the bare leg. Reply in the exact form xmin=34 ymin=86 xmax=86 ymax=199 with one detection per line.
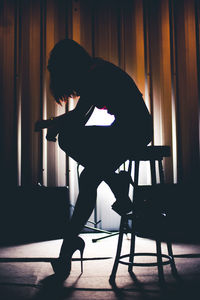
xmin=59 ymin=157 xmax=129 ymax=255
xmin=59 ymin=168 xmax=102 ymax=258
xmin=57 ymin=124 xmax=143 ymax=257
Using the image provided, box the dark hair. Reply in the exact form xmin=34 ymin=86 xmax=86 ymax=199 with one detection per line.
xmin=47 ymin=39 xmax=92 ymax=103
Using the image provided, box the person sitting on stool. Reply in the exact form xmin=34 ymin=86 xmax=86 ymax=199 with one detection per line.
xmin=35 ymin=39 xmax=153 ymax=280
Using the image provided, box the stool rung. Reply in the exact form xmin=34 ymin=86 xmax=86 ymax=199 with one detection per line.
xmin=118 ymin=253 xmax=173 ymax=267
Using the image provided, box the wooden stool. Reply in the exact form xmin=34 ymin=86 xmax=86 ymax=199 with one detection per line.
xmin=109 ymin=146 xmax=178 ymax=285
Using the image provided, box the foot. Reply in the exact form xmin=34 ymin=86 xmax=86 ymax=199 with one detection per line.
xmin=51 ymin=258 xmax=71 ymax=280
xmin=111 ymin=171 xmax=134 ymax=216
xmin=51 ymin=236 xmax=85 ymax=280
xmin=112 ymin=197 xmax=133 ymax=215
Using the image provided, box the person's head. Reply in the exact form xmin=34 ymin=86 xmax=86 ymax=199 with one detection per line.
xmin=47 ymin=39 xmax=92 ymax=104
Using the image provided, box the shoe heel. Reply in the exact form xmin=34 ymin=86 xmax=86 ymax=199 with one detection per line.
xmin=78 ymin=237 xmax=85 ymax=274
xmin=79 ymin=245 xmax=85 ymax=274
xmin=80 ymin=248 xmax=84 ymax=273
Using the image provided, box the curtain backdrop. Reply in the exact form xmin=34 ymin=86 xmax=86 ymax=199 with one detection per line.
xmin=0 ymin=0 xmax=199 ymax=187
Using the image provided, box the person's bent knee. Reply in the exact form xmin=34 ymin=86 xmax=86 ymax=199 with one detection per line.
xmin=79 ymin=168 xmax=102 ymax=190
xmin=58 ymin=132 xmax=69 ymax=153
xmin=58 ymin=131 xmax=74 ymax=153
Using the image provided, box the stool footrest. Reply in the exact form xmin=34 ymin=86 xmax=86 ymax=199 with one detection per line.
xmin=118 ymin=252 xmax=173 ymax=267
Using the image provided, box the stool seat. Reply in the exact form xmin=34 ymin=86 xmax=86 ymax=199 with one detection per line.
xmin=130 ymin=145 xmax=171 ymax=161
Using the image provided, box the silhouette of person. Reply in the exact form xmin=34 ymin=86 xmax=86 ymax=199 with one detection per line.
xmin=35 ymin=39 xmax=153 ymax=280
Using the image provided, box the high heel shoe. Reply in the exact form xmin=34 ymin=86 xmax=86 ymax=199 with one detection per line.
xmin=51 ymin=236 xmax=85 ymax=280
xmin=111 ymin=171 xmax=134 ymax=216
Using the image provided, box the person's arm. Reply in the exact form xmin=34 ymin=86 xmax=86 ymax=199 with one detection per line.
xmin=35 ymin=97 xmax=94 ymax=141
xmin=34 ymin=113 xmax=67 ymax=132
xmin=35 ymin=97 xmax=93 ymax=130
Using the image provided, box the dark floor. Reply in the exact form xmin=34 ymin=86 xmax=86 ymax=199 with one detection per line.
xmin=0 ymin=233 xmax=200 ymax=300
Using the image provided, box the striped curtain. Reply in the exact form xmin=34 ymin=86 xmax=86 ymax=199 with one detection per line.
xmin=0 ymin=0 xmax=199 ymax=229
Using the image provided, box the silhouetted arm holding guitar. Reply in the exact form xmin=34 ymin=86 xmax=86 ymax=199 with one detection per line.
xmin=35 ymin=97 xmax=95 ymax=141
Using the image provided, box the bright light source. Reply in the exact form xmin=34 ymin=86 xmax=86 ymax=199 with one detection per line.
xmin=86 ymin=107 xmax=115 ymax=126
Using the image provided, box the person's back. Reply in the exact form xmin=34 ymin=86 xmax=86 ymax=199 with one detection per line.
xmin=81 ymin=57 xmax=153 ymax=145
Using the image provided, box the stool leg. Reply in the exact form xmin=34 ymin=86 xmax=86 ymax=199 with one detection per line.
xmin=134 ymin=160 xmax=140 ymax=185
xmin=156 ymin=240 xmax=165 ymax=284
xmin=158 ymin=159 xmax=165 ymax=184
xmin=150 ymin=159 xmax=157 ymax=185
xmin=128 ymin=218 xmax=136 ymax=273
xmin=128 ymin=160 xmax=139 ymax=273
xmin=167 ymin=241 xmax=178 ymax=276
xmin=109 ymin=216 xmax=125 ymax=283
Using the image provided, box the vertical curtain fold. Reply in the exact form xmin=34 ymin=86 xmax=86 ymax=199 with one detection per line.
xmin=0 ymin=0 xmax=17 ymax=187
xmin=173 ymin=0 xmax=199 ymax=183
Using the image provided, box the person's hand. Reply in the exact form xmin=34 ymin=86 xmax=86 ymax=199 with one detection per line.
xmin=35 ymin=120 xmax=50 ymax=132
xmin=46 ymin=126 xmax=58 ymax=142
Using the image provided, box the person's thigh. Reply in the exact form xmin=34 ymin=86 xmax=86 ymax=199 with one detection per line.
xmin=58 ymin=125 xmax=129 ymax=171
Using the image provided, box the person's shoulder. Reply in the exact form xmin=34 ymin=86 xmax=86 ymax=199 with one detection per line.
xmin=92 ymin=58 xmax=123 ymax=73
xmin=89 ymin=58 xmax=143 ymax=97
xmin=90 ymin=58 xmax=129 ymax=83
